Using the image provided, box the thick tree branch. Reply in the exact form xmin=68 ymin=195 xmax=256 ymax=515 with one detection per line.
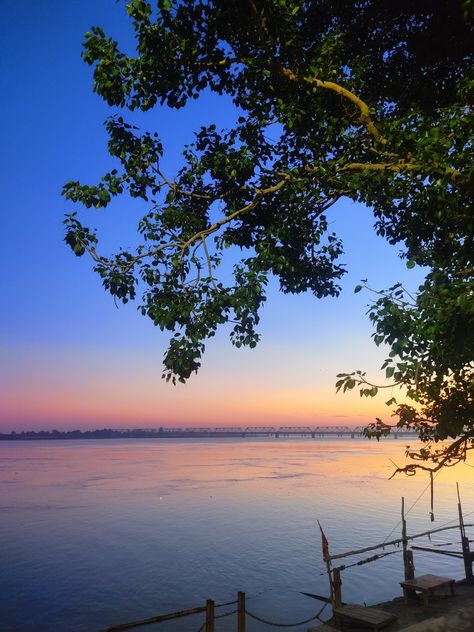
xmin=281 ymin=66 xmax=385 ymax=144
xmin=179 ymin=174 xmax=290 ymax=251
xmin=339 ymin=161 xmax=463 ymax=182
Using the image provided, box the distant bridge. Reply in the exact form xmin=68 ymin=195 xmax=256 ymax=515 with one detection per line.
xmin=154 ymin=426 xmax=416 ymax=439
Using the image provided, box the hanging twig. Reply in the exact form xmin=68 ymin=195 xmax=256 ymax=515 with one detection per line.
xmin=430 ymin=471 xmax=435 ymax=522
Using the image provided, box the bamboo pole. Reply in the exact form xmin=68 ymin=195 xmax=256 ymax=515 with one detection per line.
xmin=457 ymin=482 xmax=473 ymax=583
xmin=411 ymin=545 xmax=463 ymax=558
xmin=102 ymin=606 xmax=207 ymax=631
xmin=328 ymin=524 xmax=471 ymax=561
xmin=402 ymin=497 xmax=408 ymax=578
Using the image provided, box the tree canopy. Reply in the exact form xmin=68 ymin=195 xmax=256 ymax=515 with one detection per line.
xmin=64 ymin=0 xmax=473 ymax=473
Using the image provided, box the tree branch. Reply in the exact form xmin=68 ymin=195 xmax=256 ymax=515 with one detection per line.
xmin=280 ymin=66 xmax=385 ymax=144
xmin=76 ymin=174 xmax=291 ymax=274
xmin=339 ymin=161 xmax=463 ymax=182
xmin=390 ymin=433 xmax=473 ymax=477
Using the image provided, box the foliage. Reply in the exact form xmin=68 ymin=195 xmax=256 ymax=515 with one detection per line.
xmin=63 ymin=1 xmax=473 ymax=471
xmin=336 ymin=268 xmax=473 ymax=474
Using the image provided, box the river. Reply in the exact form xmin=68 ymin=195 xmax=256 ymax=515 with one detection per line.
xmin=1 ymin=438 xmax=472 ymax=631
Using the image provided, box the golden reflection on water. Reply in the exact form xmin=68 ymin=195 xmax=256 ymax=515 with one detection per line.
xmin=2 ymin=437 xmax=472 ymax=511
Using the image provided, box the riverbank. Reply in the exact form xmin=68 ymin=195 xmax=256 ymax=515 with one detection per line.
xmin=311 ymin=579 xmax=474 ymax=631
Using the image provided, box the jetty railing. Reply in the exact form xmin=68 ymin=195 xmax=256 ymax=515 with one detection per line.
xmin=102 ymin=596 xmax=238 ymax=632
xmin=101 ymin=591 xmax=330 ymax=631
xmin=102 ymin=601 xmax=211 ymax=631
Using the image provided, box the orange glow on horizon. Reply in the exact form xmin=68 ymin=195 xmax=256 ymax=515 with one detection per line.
xmin=0 ymin=341 xmax=408 ymax=431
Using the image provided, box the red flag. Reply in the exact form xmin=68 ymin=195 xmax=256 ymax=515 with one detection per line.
xmin=318 ymin=521 xmax=330 ymax=562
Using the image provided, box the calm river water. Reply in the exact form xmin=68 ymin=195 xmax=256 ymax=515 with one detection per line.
xmin=1 ymin=438 xmax=473 ymax=631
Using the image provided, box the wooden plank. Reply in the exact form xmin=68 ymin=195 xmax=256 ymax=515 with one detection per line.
xmin=333 ymin=604 xmax=397 ymax=630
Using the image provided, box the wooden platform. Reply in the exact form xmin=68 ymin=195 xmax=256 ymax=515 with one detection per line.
xmin=400 ymin=574 xmax=455 ymax=606
xmin=333 ymin=604 xmax=397 ymax=630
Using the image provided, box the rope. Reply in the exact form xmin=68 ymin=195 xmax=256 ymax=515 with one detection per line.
xmin=383 ymin=470 xmax=442 ymax=543
xmin=426 ymin=511 xmax=474 ymax=533
xmin=245 ymin=602 xmax=328 ymax=627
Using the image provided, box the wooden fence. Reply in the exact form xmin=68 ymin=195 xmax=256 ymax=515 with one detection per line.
xmin=102 ymin=591 xmax=247 ymax=632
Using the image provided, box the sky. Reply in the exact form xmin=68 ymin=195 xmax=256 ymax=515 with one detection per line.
xmin=0 ymin=1 xmax=425 ymax=432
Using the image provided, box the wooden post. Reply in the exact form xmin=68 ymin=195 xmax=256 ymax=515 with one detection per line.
xmin=402 ymin=497 xmax=408 ymax=579
xmin=405 ymin=550 xmax=415 ymax=581
xmin=205 ymin=599 xmax=214 ymax=632
xmin=332 ymin=568 xmax=342 ymax=609
xmin=326 ymin=561 xmax=334 ymax=607
xmin=457 ymin=483 xmax=474 ymax=583
xmin=401 ymin=497 xmax=415 ymax=580
xmin=237 ymin=591 xmax=246 ymax=632
xmin=401 ymin=497 xmax=416 ymax=600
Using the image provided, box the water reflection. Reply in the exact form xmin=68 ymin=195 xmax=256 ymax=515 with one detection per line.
xmin=0 ymin=438 xmax=472 ymax=631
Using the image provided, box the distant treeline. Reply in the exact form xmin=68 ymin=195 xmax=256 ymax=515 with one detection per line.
xmin=0 ymin=429 xmax=167 ymax=440
xmin=1 ymin=427 xmax=409 ymax=440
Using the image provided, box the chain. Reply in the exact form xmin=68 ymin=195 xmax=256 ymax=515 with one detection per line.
xmin=245 ymin=602 xmax=328 ymax=627
xmin=215 ymin=609 xmax=238 ymax=620
xmin=215 ymin=599 xmax=237 ymax=608
xmin=195 ymin=609 xmax=238 ymax=631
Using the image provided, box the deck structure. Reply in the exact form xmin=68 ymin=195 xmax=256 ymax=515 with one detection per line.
xmin=332 ymin=604 xmax=397 ymax=630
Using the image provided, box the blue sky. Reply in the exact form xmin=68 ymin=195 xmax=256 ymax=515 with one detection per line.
xmin=0 ymin=1 xmax=424 ymax=431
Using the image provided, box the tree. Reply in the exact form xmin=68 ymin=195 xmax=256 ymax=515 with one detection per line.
xmin=63 ymin=0 xmax=473 ymax=472
xmin=336 ymin=270 xmax=473 ymax=475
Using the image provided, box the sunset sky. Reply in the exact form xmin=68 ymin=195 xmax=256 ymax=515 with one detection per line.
xmin=1 ymin=1 xmax=425 ymax=431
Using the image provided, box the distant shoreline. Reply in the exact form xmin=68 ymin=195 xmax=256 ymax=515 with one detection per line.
xmin=0 ymin=427 xmax=417 ymax=441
